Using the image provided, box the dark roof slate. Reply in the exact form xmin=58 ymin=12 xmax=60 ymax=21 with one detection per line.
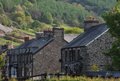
xmin=63 ymin=23 xmax=109 ymax=48
xmin=15 ymin=37 xmax=53 ymax=54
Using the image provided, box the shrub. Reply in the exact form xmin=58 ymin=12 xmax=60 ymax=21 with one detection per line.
xmin=0 ymin=14 xmax=12 ymax=26
xmin=91 ymin=64 xmax=100 ymax=71
xmin=64 ymin=27 xmax=83 ymax=34
xmin=8 ymin=78 xmax=18 ymax=81
xmin=48 ymin=76 xmax=120 ymax=81
xmin=31 ymin=20 xmax=51 ymax=31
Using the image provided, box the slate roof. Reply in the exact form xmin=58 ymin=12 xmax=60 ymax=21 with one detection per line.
xmin=15 ymin=34 xmax=78 ymax=53
xmin=20 ymin=37 xmax=53 ymax=53
xmin=18 ymin=37 xmax=53 ymax=48
xmin=8 ymin=33 xmax=79 ymax=55
xmin=63 ymin=23 xmax=109 ymax=48
xmin=7 ymin=37 xmax=53 ymax=55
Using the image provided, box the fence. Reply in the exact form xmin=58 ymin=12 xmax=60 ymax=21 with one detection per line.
xmin=11 ymin=71 xmax=120 ymax=81
xmin=85 ymin=71 xmax=120 ymax=78
xmin=29 ymin=73 xmax=66 ymax=80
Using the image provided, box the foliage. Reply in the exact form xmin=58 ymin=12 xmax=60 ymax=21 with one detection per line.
xmin=103 ymin=6 xmax=120 ymax=38
xmin=91 ymin=64 xmax=100 ymax=71
xmin=104 ymin=41 xmax=120 ymax=71
xmin=69 ymin=0 xmax=116 ymax=15
xmin=64 ymin=27 xmax=83 ymax=34
xmin=0 ymin=53 xmax=5 ymax=81
xmin=18 ymin=29 xmax=35 ymax=36
xmin=0 ymin=0 xmax=116 ymax=33
xmin=103 ymin=1 xmax=120 ymax=71
xmin=0 ymin=0 xmax=92 ymax=30
xmin=47 ymin=76 xmax=120 ymax=81
xmin=0 ymin=37 xmax=20 ymax=46
xmin=8 ymin=78 xmax=18 ymax=81
xmin=25 ymin=79 xmax=33 ymax=81
xmin=0 ymin=14 xmax=11 ymax=26
xmin=31 ymin=20 xmax=52 ymax=31
xmin=40 ymin=12 xmax=53 ymax=24
xmin=61 ymin=24 xmax=83 ymax=34
xmin=0 ymin=54 xmax=5 ymax=69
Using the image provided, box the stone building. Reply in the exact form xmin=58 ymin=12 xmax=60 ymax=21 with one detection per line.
xmin=61 ymin=19 xmax=114 ymax=75
xmin=7 ymin=27 xmax=69 ymax=79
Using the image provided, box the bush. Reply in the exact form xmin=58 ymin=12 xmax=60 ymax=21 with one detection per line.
xmin=0 ymin=14 xmax=12 ymax=26
xmin=8 ymin=78 xmax=18 ymax=81
xmin=48 ymin=76 xmax=120 ymax=81
xmin=31 ymin=20 xmax=51 ymax=31
xmin=64 ymin=27 xmax=83 ymax=34
xmin=40 ymin=12 xmax=53 ymax=24
xmin=91 ymin=64 xmax=100 ymax=71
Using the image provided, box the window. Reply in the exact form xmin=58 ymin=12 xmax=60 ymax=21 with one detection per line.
xmin=19 ymin=55 xmax=21 ymax=64
xmin=11 ymin=55 xmax=15 ymax=63
xmin=26 ymin=55 xmax=28 ymax=63
xmin=14 ymin=55 xmax=17 ymax=63
xmin=65 ymin=51 xmax=67 ymax=62
xmin=27 ymin=55 xmax=29 ymax=63
xmin=11 ymin=67 xmax=17 ymax=78
xmin=22 ymin=68 xmax=24 ymax=77
xmin=9 ymin=56 xmax=12 ymax=63
xmin=69 ymin=50 xmax=72 ymax=62
xmin=72 ymin=50 xmax=75 ymax=61
xmin=30 ymin=54 xmax=32 ymax=62
xmin=77 ymin=50 xmax=80 ymax=61
xmin=24 ymin=55 xmax=26 ymax=64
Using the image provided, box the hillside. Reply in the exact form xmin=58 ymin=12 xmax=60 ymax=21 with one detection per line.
xmin=0 ymin=0 xmax=117 ymax=46
xmin=0 ymin=0 xmax=93 ymax=28
xmin=0 ymin=0 xmax=116 ymax=29
xmin=65 ymin=0 xmax=117 ymax=15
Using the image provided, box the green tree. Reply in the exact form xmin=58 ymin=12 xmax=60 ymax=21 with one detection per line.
xmin=31 ymin=20 xmax=51 ymax=31
xmin=24 ymin=0 xmax=33 ymax=8
xmin=103 ymin=1 xmax=120 ymax=70
xmin=0 ymin=53 xmax=5 ymax=80
xmin=0 ymin=54 xmax=4 ymax=69
xmin=0 ymin=14 xmax=11 ymax=26
xmin=41 ymin=12 xmax=53 ymax=24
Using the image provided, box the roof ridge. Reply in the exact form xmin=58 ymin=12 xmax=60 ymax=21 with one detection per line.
xmin=63 ymin=23 xmax=108 ymax=48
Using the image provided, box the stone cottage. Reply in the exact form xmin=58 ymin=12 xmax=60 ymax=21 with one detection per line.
xmin=61 ymin=19 xmax=114 ymax=75
xmin=7 ymin=27 xmax=69 ymax=79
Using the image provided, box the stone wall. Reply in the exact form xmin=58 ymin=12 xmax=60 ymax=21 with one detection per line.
xmin=33 ymin=39 xmax=67 ymax=76
xmin=86 ymin=32 xmax=114 ymax=71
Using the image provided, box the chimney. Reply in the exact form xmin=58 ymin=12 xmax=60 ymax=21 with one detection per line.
xmin=35 ymin=32 xmax=44 ymax=39
xmin=44 ymin=29 xmax=53 ymax=37
xmin=84 ymin=16 xmax=99 ymax=31
xmin=53 ymin=27 xmax=64 ymax=39
xmin=24 ymin=37 xmax=29 ymax=42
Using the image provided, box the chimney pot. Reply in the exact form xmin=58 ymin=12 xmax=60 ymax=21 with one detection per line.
xmin=44 ymin=30 xmax=53 ymax=37
xmin=24 ymin=37 xmax=29 ymax=42
xmin=35 ymin=32 xmax=44 ymax=39
xmin=84 ymin=17 xmax=99 ymax=31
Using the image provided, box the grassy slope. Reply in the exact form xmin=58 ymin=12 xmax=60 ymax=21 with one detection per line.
xmin=0 ymin=28 xmax=35 ymax=46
